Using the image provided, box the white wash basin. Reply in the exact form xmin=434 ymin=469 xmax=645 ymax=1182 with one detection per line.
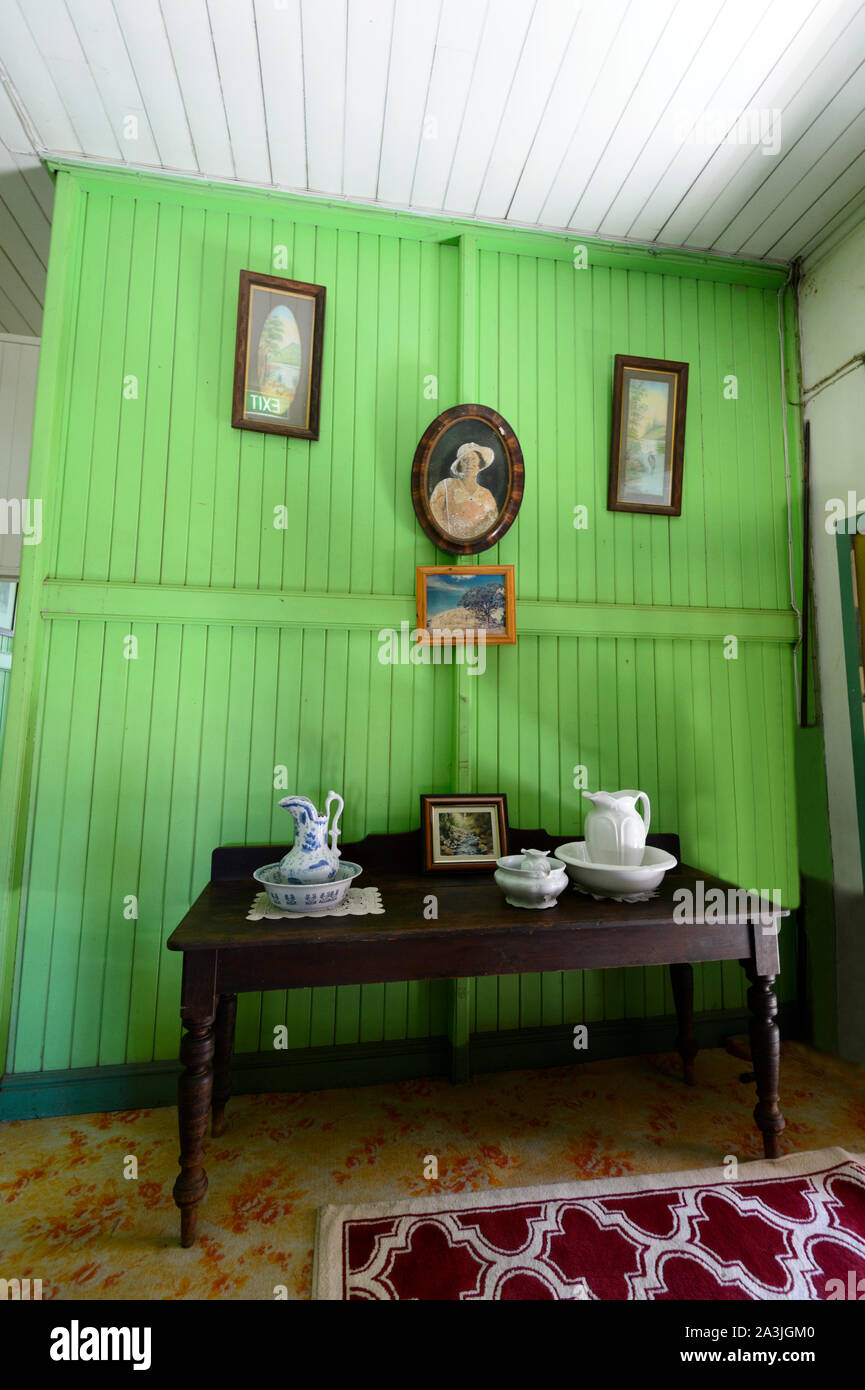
xmin=554 ymin=842 xmax=677 ymax=897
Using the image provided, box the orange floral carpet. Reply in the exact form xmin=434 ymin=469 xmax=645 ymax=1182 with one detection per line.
xmin=1 ymin=1042 xmax=863 ymax=1300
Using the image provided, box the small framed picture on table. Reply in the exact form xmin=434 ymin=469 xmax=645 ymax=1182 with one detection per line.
xmin=420 ymin=793 xmax=509 ymax=872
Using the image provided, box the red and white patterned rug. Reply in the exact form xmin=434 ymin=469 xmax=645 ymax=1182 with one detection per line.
xmin=314 ymin=1147 xmax=865 ymax=1300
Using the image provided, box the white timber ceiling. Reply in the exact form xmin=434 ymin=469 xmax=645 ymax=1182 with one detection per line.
xmin=2 ymin=0 xmax=865 ymax=334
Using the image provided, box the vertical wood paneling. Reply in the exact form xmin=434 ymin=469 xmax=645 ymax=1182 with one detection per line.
xmin=126 ymin=623 xmax=181 ymax=1061
xmin=42 ymin=622 xmax=106 ymax=1069
xmin=5 ymin=175 xmax=800 ymax=1076
xmin=467 ymin=247 xmax=801 ymax=1034
xmin=107 ymin=199 xmax=158 ymax=585
xmin=115 ymin=663 xmax=149 ymax=1052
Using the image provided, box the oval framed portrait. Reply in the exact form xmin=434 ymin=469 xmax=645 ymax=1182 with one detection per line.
xmin=411 ymin=404 xmax=524 ymax=555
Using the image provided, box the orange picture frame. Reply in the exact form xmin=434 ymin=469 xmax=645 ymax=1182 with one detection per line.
xmin=415 ymin=565 xmax=516 ymax=645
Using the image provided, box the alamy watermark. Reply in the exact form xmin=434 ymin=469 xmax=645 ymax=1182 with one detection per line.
xmin=673 ymin=108 xmax=782 ymax=156
xmin=673 ymin=882 xmax=782 ymax=933
xmin=1 ymin=1277 xmax=43 ymax=1299
xmin=50 ymin=1321 xmax=151 ymax=1370
xmin=825 ymin=494 xmax=865 ymax=533
xmin=0 ymin=498 xmax=42 ymax=545
xmin=823 ymin=1271 xmax=865 ymax=1299
xmin=378 ymin=621 xmax=486 ymax=676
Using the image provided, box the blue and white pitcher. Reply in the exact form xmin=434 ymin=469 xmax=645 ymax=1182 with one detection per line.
xmin=278 ymin=791 xmax=344 ymax=883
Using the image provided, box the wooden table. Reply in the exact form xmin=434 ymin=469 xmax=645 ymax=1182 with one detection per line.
xmin=166 ymin=829 xmax=786 ymax=1248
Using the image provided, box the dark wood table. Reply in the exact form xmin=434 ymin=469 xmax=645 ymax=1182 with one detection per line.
xmin=166 ymin=829 xmax=786 ymax=1247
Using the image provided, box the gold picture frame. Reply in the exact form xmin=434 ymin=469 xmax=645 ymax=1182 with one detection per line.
xmin=416 ymin=565 xmax=516 ymax=645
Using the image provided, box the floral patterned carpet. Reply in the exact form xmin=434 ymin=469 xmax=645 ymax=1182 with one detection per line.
xmin=1 ymin=1042 xmax=863 ymax=1300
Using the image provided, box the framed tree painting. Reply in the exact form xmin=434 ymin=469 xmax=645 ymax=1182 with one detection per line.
xmin=232 ymin=270 xmax=326 ymax=440
xmin=608 ymin=355 xmax=688 ymax=515
xmin=416 ymin=564 xmax=516 ymax=645
xmin=411 ymin=404 xmax=524 ymax=554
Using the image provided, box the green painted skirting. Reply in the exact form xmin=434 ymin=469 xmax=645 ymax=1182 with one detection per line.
xmin=0 ymin=1005 xmax=800 ymax=1121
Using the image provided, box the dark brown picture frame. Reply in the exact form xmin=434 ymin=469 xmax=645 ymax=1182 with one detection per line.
xmin=232 ymin=269 xmax=326 ymax=441
xmin=411 ymin=403 xmax=524 ymax=554
xmin=608 ymin=355 xmax=688 ymax=516
xmin=420 ymin=793 xmax=509 ymax=872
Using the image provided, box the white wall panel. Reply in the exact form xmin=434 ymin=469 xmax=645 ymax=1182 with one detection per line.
xmin=0 ymin=335 xmax=39 ymax=578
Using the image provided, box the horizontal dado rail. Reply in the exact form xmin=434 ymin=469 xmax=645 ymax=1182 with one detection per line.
xmin=41 ymin=580 xmax=798 ymax=644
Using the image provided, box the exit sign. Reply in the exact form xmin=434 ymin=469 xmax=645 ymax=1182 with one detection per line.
xmin=246 ymin=392 xmax=282 ymax=415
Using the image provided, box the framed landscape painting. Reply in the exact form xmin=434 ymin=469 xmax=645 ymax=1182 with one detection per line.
xmin=608 ymin=355 xmax=688 ymax=515
xmin=421 ymin=793 xmax=509 ymax=871
xmin=232 ymin=270 xmax=326 ymax=440
xmin=416 ymin=565 xmax=516 ymax=645
xmin=411 ymin=403 xmax=524 ymax=555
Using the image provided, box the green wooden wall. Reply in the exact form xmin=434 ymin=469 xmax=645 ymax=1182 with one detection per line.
xmin=0 ymin=164 xmax=800 ymax=1078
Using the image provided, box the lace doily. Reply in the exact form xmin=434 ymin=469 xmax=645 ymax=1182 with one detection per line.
xmin=248 ymin=887 xmax=384 ymax=920
xmin=571 ymin=883 xmax=659 ymax=904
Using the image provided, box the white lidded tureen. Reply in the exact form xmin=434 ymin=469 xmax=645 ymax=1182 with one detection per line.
xmin=494 ymin=848 xmax=569 ymax=910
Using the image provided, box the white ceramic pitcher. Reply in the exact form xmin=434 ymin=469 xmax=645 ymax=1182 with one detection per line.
xmin=583 ymin=789 xmax=650 ymax=866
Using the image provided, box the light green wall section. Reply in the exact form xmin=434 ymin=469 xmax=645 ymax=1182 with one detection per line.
xmin=1 ymin=167 xmax=801 ymax=1075
xmin=471 ymin=250 xmax=796 ymax=612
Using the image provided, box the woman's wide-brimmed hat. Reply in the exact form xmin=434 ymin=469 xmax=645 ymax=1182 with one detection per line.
xmin=451 ymin=441 xmax=495 ymax=474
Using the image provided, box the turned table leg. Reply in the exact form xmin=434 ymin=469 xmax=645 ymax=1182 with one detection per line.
xmin=212 ymin=993 xmax=237 ymax=1137
xmin=669 ymin=962 xmax=698 ymax=1086
xmin=173 ymin=1013 xmax=215 ymax=1247
xmin=742 ymin=960 xmax=785 ymax=1159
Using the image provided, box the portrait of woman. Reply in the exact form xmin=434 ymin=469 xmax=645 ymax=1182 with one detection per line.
xmin=429 ymin=441 xmax=499 ymax=541
xmin=411 ymin=404 xmax=524 ymax=555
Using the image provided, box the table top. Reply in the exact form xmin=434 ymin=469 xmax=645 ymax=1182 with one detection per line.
xmin=167 ymin=830 xmax=785 ymax=976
